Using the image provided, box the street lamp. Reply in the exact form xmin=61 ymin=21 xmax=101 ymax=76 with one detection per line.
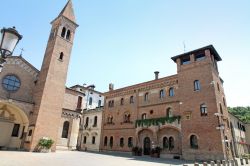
xmin=0 ymin=27 xmax=22 ymax=71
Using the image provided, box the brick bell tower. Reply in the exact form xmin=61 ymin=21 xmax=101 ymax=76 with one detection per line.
xmin=26 ymin=0 xmax=78 ymax=151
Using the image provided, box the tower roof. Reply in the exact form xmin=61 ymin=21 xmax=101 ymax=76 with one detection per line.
xmin=58 ymin=0 xmax=76 ymax=23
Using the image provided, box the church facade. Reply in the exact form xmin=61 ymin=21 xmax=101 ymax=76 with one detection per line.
xmin=0 ymin=0 xmax=81 ymax=152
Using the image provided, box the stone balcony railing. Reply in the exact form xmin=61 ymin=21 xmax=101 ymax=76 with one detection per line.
xmin=135 ymin=116 xmax=181 ymax=131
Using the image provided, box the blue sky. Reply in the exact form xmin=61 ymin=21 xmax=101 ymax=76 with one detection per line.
xmin=1 ymin=0 xmax=250 ymax=107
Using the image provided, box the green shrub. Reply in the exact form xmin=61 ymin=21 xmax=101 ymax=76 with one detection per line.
xmin=38 ymin=137 xmax=54 ymax=149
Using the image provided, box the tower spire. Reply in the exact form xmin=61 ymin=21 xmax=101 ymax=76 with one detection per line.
xmin=59 ymin=0 xmax=76 ymax=23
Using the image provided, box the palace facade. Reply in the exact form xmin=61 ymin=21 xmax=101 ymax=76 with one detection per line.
xmin=100 ymin=45 xmax=234 ymax=161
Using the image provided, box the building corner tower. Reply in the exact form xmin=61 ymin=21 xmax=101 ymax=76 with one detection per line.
xmin=25 ymin=0 xmax=78 ymax=151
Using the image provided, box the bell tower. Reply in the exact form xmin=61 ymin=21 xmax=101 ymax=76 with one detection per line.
xmin=26 ymin=0 xmax=78 ymax=151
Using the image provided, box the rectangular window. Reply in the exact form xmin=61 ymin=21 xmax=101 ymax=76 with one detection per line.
xmin=12 ymin=124 xmax=20 ymax=137
xmin=92 ymin=136 xmax=96 ymax=144
xmin=195 ymin=54 xmax=206 ymax=61
xmin=181 ymin=57 xmax=191 ymax=65
xmin=77 ymin=96 xmax=82 ymax=109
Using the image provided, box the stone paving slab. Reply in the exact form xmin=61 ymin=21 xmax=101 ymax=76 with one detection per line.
xmin=0 ymin=151 xmax=194 ymax=166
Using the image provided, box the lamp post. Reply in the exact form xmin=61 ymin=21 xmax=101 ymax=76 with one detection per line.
xmin=0 ymin=27 xmax=22 ymax=72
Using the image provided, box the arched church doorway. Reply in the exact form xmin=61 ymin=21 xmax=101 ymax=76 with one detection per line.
xmin=0 ymin=102 xmax=29 ymax=150
xmin=143 ymin=137 xmax=151 ymax=155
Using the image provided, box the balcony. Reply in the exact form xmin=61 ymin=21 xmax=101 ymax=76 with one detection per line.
xmin=135 ymin=116 xmax=181 ymax=131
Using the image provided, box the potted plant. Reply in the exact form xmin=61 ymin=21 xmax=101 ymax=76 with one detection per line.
xmin=37 ymin=137 xmax=54 ymax=153
xmin=132 ymin=146 xmax=142 ymax=156
xmin=150 ymin=146 xmax=161 ymax=158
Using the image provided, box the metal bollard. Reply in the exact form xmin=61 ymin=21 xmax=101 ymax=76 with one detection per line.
xmin=217 ymin=160 xmax=221 ymax=166
xmin=240 ymin=158 xmax=244 ymax=165
xmin=230 ymin=159 xmax=235 ymax=166
xmin=211 ymin=161 xmax=215 ymax=166
xmin=234 ymin=159 xmax=239 ymax=166
xmin=203 ymin=162 xmax=208 ymax=166
xmin=222 ymin=160 xmax=226 ymax=166
xmin=245 ymin=158 xmax=249 ymax=165
xmin=194 ymin=163 xmax=199 ymax=166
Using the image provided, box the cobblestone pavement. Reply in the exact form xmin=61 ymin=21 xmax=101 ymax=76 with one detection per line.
xmin=0 ymin=150 xmax=193 ymax=166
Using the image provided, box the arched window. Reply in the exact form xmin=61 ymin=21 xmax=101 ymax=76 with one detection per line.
xmin=194 ymin=80 xmax=201 ymax=91
xmin=92 ymin=136 xmax=96 ymax=144
xmin=200 ymin=104 xmax=208 ymax=116
xmin=85 ymin=117 xmax=89 ymax=127
xmin=220 ymin=104 xmax=223 ymax=115
xmin=61 ymin=121 xmax=69 ymax=138
xmin=59 ymin=52 xmax=64 ymax=60
xmin=124 ymin=114 xmax=130 ymax=123
xmin=120 ymin=98 xmax=124 ymax=105
xmin=83 ymin=136 xmax=87 ymax=144
xmin=104 ymin=136 xmax=108 ymax=146
xmin=128 ymin=137 xmax=133 ymax=148
xmin=110 ymin=136 xmax=113 ymax=147
xmin=160 ymin=89 xmax=165 ymax=99
xmin=169 ymin=137 xmax=174 ymax=150
xmin=144 ymin=93 xmax=149 ymax=102
xmin=98 ymin=100 xmax=102 ymax=107
xmin=142 ymin=113 xmax=147 ymax=120
xmin=93 ymin=116 xmax=98 ymax=127
xmin=61 ymin=27 xmax=66 ymax=38
xmin=120 ymin=137 xmax=124 ymax=147
xmin=130 ymin=96 xmax=134 ymax=104
xmin=169 ymin=87 xmax=174 ymax=97
xmin=66 ymin=29 xmax=71 ymax=40
xmin=163 ymin=137 xmax=168 ymax=149
xmin=89 ymin=97 xmax=93 ymax=105
xmin=166 ymin=108 xmax=173 ymax=118
xmin=190 ymin=135 xmax=198 ymax=149
xmin=217 ymin=82 xmax=220 ymax=92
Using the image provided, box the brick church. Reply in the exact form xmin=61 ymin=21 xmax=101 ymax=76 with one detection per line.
xmin=0 ymin=0 xmax=234 ymax=161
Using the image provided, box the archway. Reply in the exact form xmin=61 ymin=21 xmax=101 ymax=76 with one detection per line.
xmin=143 ymin=137 xmax=151 ymax=155
xmin=0 ymin=102 xmax=29 ymax=150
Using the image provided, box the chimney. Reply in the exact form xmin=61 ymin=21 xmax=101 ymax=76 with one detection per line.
xmin=109 ymin=83 xmax=114 ymax=91
xmin=154 ymin=71 xmax=159 ymax=80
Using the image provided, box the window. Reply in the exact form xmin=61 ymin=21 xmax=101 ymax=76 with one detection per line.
xmin=160 ymin=89 xmax=165 ymax=99
xmin=217 ymin=82 xmax=220 ymax=92
xmin=89 ymin=97 xmax=93 ymax=105
xmin=85 ymin=117 xmax=89 ymax=127
xmin=77 ymin=96 xmax=82 ymax=109
xmin=107 ymin=116 xmax=113 ymax=124
xmin=190 ymin=135 xmax=198 ymax=149
xmin=93 ymin=116 xmax=98 ymax=127
xmin=144 ymin=93 xmax=149 ymax=102
xmin=61 ymin=121 xmax=69 ymax=138
xmin=92 ymin=136 xmax=96 ymax=144
xmin=194 ymin=80 xmax=201 ymax=91
xmin=124 ymin=114 xmax=131 ymax=123
xmin=61 ymin=27 xmax=66 ymax=38
xmin=59 ymin=52 xmax=64 ymax=60
xmin=11 ymin=124 xmax=20 ymax=137
xmin=104 ymin=136 xmax=108 ymax=146
xmin=181 ymin=57 xmax=191 ymax=65
xmin=66 ymin=30 xmax=71 ymax=40
xmin=120 ymin=98 xmax=124 ymax=105
xmin=166 ymin=108 xmax=173 ymax=118
xmin=200 ymin=104 xmax=208 ymax=116
xmin=142 ymin=113 xmax=147 ymax=120
xmin=163 ymin=137 xmax=168 ymax=149
xmin=120 ymin=138 xmax=124 ymax=147
xmin=169 ymin=137 xmax=174 ymax=150
xmin=28 ymin=130 xmax=32 ymax=136
xmin=130 ymin=96 xmax=134 ymax=104
xmin=169 ymin=87 xmax=174 ymax=97
xmin=98 ymin=100 xmax=102 ymax=107
xmin=220 ymin=104 xmax=223 ymax=115
xmin=195 ymin=54 xmax=206 ymax=61
xmin=128 ymin=137 xmax=133 ymax=148
xmin=223 ymin=97 xmax=226 ymax=107
xmin=110 ymin=136 xmax=113 ymax=147
xmin=83 ymin=136 xmax=87 ymax=144
xmin=108 ymin=100 xmax=114 ymax=107
xmin=2 ymin=75 xmax=21 ymax=92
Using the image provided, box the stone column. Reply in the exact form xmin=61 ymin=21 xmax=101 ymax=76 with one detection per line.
xmin=211 ymin=161 xmax=215 ymax=166
xmin=203 ymin=162 xmax=208 ymax=166
xmin=69 ymin=117 xmax=80 ymax=150
xmin=217 ymin=160 xmax=221 ymax=166
xmin=222 ymin=160 xmax=226 ymax=166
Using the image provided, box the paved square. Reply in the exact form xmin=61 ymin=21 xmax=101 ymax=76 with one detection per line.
xmin=0 ymin=151 xmax=192 ymax=166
